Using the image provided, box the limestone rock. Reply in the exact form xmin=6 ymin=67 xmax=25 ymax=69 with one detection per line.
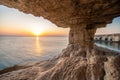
xmin=0 ymin=48 xmax=120 ymax=80
xmin=0 ymin=0 xmax=120 ymax=28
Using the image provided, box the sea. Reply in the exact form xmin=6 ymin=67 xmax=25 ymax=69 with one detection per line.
xmin=0 ymin=36 xmax=68 ymax=70
xmin=95 ymin=41 xmax=120 ymax=53
xmin=0 ymin=36 xmax=120 ymax=70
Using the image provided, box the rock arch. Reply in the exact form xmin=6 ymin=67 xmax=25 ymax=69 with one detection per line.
xmin=0 ymin=0 xmax=120 ymax=55
xmin=0 ymin=0 xmax=120 ymax=80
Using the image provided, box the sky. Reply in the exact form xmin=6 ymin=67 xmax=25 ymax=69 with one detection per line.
xmin=0 ymin=5 xmax=120 ymax=36
xmin=0 ymin=5 xmax=69 ymax=36
xmin=96 ymin=17 xmax=120 ymax=35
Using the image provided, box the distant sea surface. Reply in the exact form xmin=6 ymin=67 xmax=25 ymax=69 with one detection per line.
xmin=0 ymin=37 xmax=120 ymax=70
xmin=95 ymin=41 xmax=120 ymax=53
xmin=0 ymin=36 xmax=68 ymax=70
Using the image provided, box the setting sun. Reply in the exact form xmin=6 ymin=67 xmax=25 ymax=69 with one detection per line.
xmin=31 ymin=27 xmax=44 ymax=36
xmin=33 ymin=29 xmax=42 ymax=36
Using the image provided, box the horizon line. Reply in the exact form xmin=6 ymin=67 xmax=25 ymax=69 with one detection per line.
xmin=0 ymin=35 xmax=68 ymax=37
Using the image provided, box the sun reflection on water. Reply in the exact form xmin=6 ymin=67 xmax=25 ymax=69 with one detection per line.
xmin=35 ymin=36 xmax=42 ymax=56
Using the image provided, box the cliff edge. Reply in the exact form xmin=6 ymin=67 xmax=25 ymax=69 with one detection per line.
xmin=0 ymin=46 xmax=120 ymax=80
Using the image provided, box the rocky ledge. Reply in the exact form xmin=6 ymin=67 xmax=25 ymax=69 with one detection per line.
xmin=0 ymin=46 xmax=120 ymax=80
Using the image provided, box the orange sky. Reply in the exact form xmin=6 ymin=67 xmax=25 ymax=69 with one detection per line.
xmin=0 ymin=24 xmax=69 ymax=36
xmin=0 ymin=5 xmax=69 ymax=36
xmin=0 ymin=5 xmax=120 ymax=36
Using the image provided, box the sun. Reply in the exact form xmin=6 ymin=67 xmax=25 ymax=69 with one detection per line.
xmin=32 ymin=28 xmax=43 ymax=36
xmin=34 ymin=30 xmax=41 ymax=36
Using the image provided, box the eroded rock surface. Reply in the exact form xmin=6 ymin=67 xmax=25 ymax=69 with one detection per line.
xmin=0 ymin=0 xmax=120 ymax=28
xmin=0 ymin=0 xmax=120 ymax=80
xmin=0 ymin=48 xmax=120 ymax=80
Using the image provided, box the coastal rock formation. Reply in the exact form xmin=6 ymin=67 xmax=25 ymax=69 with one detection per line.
xmin=0 ymin=0 xmax=120 ymax=28
xmin=0 ymin=0 xmax=120 ymax=51
xmin=0 ymin=48 xmax=120 ymax=80
xmin=0 ymin=0 xmax=120 ymax=80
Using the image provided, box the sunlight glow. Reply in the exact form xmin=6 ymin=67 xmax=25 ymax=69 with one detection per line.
xmin=33 ymin=29 xmax=42 ymax=36
xmin=36 ymin=36 xmax=39 ymax=40
xmin=35 ymin=36 xmax=42 ymax=56
xmin=32 ymin=26 xmax=44 ymax=36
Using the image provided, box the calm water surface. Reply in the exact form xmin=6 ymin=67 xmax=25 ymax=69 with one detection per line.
xmin=0 ymin=37 xmax=120 ymax=70
xmin=0 ymin=36 xmax=68 ymax=70
xmin=95 ymin=41 xmax=120 ymax=52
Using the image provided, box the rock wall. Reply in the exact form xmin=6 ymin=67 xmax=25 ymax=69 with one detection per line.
xmin=69 ymin=24 xmax=96 ymax=47
xmin=0 ymin=0 xmax=120 ymax=49
xmin=0 ymin=0 xmax=120 ymax=28
xmin=0 ymin=0 xmax=119 ymax=49
xmin=0 ymin=48 xmax=120 ymax=80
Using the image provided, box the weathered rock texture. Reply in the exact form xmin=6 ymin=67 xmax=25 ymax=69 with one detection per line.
xmin=0 ymin=48 xmax=120 ymax=80
xmin=0 ymin=0 xmax=120 ymax=80
xmin=0 ymin=0 xmax=120 ymax=27
xmin=0 ymin=0 xmax=120 ymax=48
